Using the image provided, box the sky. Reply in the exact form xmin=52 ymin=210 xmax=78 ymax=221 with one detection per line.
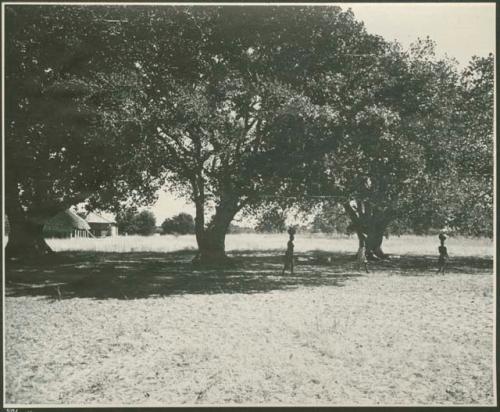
xmin=347 ymin=2 xmax=495 ymax=67
xmin=148 ymin=2 xmax=496 ymax=225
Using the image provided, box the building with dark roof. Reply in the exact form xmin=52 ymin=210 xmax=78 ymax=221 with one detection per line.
xmin=43 ymin=210 xmax=92 ymax=238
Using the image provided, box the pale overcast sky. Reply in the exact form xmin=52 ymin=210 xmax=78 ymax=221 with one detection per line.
xmin=347 ymin=2 xmax=495 ymax=67
xmin=149 ymin=2 xmax=496 ymax=224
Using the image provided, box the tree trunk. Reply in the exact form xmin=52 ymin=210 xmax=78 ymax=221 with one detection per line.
xmin=365 ymin=227 xmax=388 ymax=260
xmin=343 ymin=201 xmax=391 ymax=260
xmin=194 ymin=195 xmax=206 ymax=257
xmin=197 ymin=227 xmax=229 ymax=263
xmin=193 ymin=196 xmax=240 ymax=265
xmin=5 ymin=212 xmax=53 ymax=259
xmin=4 ymin=182 xmax=57 ymax=259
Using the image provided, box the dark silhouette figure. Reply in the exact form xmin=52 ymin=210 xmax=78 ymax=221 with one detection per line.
xmin=282 ymin=227 xmax=296 ymax=275
xmin=437 ymin=233 xmax=449 ymax=274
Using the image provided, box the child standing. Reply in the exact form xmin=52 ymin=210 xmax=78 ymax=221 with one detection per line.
xmin=437 ymin=232 xmax=449 ymax=274
xmin=282 ymin=227 xmax=296 ymax=275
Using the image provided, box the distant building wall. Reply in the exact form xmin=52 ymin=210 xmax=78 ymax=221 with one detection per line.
xmin=88 ymin=222 xmax=117 ymax=237
xmin=44 ymin=228 xmax=91 ymax=238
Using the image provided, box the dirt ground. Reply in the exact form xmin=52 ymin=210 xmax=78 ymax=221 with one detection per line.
xmin=4 ymin=238 xmax=495 ymax=406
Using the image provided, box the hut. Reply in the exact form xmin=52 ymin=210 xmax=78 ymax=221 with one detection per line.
xmin=84 ymin=212 xmax=118 ymax=237
xmin=43 ymin=210 xmax=92 ymax=238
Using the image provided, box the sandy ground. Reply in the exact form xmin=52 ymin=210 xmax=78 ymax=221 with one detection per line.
xmin=5 ymin=268 xmax=495 ymax=406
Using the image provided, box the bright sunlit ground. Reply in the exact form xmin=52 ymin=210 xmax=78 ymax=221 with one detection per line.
xmin=4 ymin=234 xmax=495 ymax=406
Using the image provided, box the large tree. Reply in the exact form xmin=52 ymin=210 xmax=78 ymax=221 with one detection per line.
xmin=5 ymin=6 xmax=160 ymax=258
xmin=129 ymin=6 xmax=388 ymax=262
xmin=296 ymin=38 xmax=487 ymax=258
xmin=334 ymin=45 xmax=493 ymax=254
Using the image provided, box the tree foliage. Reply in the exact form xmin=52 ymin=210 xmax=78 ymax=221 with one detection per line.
xmin=5 ymin=5 xmax=493 ymax=261
xmin=295 ymin=38 xmax=493 ymax=256
xmin=161 ymin=213 xmax=195 ymax=235
xmin=116 ymin=209 xmax=157 ymax=236
xmin=255 ymin=207 xmax=287 ymax=233
xmin=125 ymin=6 xmax=392 ymax=261
xmin=311 ymin=203 xmax=351 ymax=234
xmin=395 ymin=54 xmax=494 ymax=237
xmin=4 ymin=6 xmax=161 ymax=257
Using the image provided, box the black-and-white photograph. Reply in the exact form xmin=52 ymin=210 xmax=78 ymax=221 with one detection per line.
xmin=3 ymin=1 xmax=496 ymax=407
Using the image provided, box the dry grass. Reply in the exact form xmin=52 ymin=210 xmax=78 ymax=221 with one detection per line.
xmin=46 ymin=233 xmax=494 ymax=258
xmin=4 ymin=234 xmax=495 ymax=406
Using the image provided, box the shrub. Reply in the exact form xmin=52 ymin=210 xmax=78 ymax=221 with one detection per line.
xmin=161 ymin=213 xmax=195 ymax=235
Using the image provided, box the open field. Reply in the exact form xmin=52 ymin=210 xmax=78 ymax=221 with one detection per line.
xmin=45 ymin=233 xmax=494 ymax=257
xmin=4 ymin=234 xmax=495 ymax=406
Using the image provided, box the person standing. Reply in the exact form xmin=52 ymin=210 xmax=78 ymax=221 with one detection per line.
xmin=282 ymin=227 xmax=296 ymax=275
xmin=437 ymin=232 xmax=449 ymax=274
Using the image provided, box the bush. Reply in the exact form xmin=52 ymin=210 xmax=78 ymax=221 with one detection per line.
xmin=116 ymin=208 xmax=156 ymax=236
xmin=133 ymin=211 xmax=157 ymax=236
xmin=161 ymin=213 xmax=195 ymax=235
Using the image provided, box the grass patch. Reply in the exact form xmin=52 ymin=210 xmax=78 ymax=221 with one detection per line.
xmin=43 ymin=233 xmax=494 ymax=258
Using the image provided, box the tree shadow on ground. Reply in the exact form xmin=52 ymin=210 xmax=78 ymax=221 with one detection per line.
xmin=5 ymin=250 xmax=492 ymax=300
xmin=373 ymin=253 xmax=493 ymax=276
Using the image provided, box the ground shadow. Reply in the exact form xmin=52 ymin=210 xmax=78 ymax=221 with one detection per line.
xmin=5 ymin=249 xmax=492 ymax=300
xmin=374 ymin=253 xmax=493 ymax=275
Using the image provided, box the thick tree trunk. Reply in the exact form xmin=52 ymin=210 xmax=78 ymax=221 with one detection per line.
xmin=365 ymin=228 xmax=388 ymax=260
xmin=344 ymin=201 xmax=390 ymax=260
xmin=197 ymin=228 xmax=229 ymax=263
xmin=5 ymin=212 xmax=53 ymax=259
xmin=193 ymin=196 xmax=240 ymax=265
xmin=4 ymin=182 xmax=57 ymax=259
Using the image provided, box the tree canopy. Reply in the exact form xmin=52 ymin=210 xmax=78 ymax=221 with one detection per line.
xmin=287 ymin=39 xmax=493 ymax=257
xmin=5 ymin=5 xmax=494 ymax=261
xmin=123 ymin=6 xmax=397 ymax=261
xmin=394 ymin=54 xmax=494 ymax=238
xmin=255 ymin=207 xmax=288 ymax=234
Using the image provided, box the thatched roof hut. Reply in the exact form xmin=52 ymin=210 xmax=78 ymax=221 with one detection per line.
xmin=44 ymin=210 xmax=91 ymax=238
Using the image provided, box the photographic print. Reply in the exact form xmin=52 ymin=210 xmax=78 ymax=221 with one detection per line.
xmin=2 ymin=1 xmax=496 ymax=407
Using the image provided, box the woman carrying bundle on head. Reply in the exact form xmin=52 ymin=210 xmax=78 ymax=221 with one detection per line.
xmin=282 ymin=227 xmax=296 ymax=275
xmin=437 ymin=231 xmax=449 ymax=274
xmin=357 ymin=233 xmax=369 ymax=273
